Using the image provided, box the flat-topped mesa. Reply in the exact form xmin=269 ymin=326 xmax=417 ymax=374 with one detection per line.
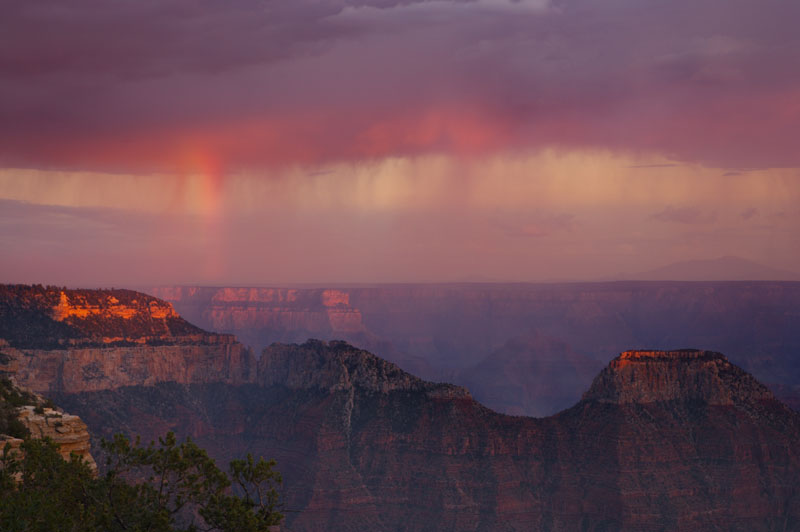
xmin=258 ymin=339 xmax=470 ymax=399
xmin=583 ymin=349 xmax=776 ymax=405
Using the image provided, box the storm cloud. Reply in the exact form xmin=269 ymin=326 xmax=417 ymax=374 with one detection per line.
xmin=1 ymin=0 xmax=799 ymax=171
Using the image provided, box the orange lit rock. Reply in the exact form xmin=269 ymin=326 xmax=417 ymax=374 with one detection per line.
xmin=52 ymin=290 xmax=178 ymax=322
xmin=321 ymin=289 xmax=350 ymax=307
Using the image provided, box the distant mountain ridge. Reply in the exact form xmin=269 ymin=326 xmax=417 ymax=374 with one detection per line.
xmin=623 ymin=256 xmax=800 ymax=281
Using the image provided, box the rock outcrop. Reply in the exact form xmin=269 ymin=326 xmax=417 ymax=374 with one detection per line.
xmin=11 ymin=405 xmax=97 ymax=473
xmin=0 ymin=378 xmax=97 ymax=474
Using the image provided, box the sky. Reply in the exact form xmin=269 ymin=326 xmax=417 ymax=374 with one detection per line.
xmin=1 ymin=0 xmax=799 ymax=285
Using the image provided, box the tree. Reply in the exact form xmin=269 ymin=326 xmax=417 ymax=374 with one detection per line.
xmin=0 ymin=432 xmax=283 ymax=532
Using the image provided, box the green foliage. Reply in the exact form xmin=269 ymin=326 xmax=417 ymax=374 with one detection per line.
xmin=0 ymin=378 xmax=38 ymax=408
xmin=0 ymin=379 xmax=33 ymax=439
xmin=203 ymin=454 xmax=284 ymax=531
xmin=0 ymin=432 xmax=283 ymax=532
xmin=0 ymin=438 xmax=98 ymax=531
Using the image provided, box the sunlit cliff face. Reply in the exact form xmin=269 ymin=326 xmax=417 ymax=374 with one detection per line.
xmin=0 ymin=0 xmax=798 ymax=285
xmin=52 ymin=292 xmax=179 ymax=322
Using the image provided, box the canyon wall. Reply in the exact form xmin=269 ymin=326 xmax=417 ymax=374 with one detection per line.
xmin=2 ymin=341 xmax=252 ymax=394
xmin=151 ymin=286 xmax=367 ymax=348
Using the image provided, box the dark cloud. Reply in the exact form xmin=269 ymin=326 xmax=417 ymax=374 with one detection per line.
xmin=497 ymin=212 xmax=575 ymax=238
xmin=1 ymin=0 xmax=799 ymax=171
xmin=651 ymin=206 xmax=717 ymax=225
xmin=627 ymin=164 xmax=680 ymax=169
xmin=740 ymin=207 xmax=759 ymax=220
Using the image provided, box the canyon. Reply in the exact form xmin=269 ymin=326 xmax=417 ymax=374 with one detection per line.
xmin=52 ymin=343 xmax=800 ymax=531
xmin=2 ymin=284 xmax=800 ymax=530
xmin=149 ymin=282 xmax=800 ymax=416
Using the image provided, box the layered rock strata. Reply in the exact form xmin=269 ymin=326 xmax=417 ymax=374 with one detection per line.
xmin=3 ymin=341 xmax=252 ymax=394
xmin=151 ymin=286 xmax=366 ymax=349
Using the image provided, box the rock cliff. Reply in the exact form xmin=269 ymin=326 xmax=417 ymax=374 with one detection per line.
xmin=3 ymin=342 xmax=252 ymax=394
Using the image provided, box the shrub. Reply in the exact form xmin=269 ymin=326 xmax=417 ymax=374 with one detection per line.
xmin=0 ymin=431 xmax=284 ymax=532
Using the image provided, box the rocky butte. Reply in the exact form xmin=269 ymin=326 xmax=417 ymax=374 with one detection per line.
xmin=2 ymin=285 xmax=800 ymax=530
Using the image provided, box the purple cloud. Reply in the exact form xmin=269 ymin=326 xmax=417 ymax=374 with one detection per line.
xmin=0 ymin=0 xmax=799 ymax=171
